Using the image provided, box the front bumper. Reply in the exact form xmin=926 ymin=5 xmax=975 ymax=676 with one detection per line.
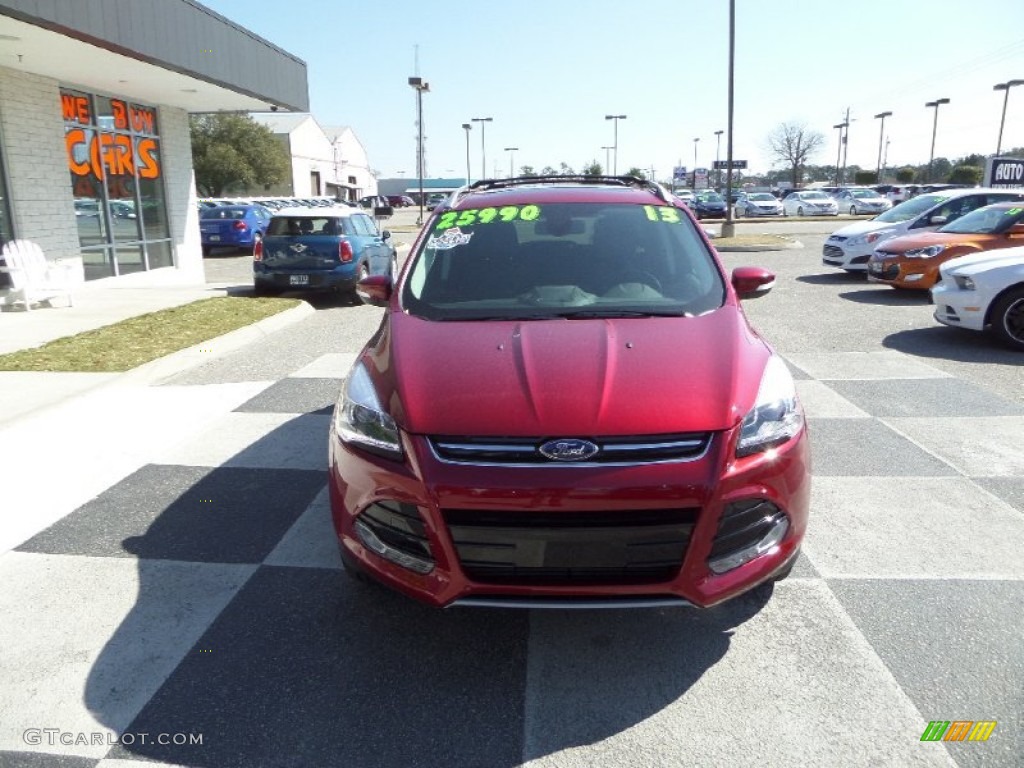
xmin=822 ymin=242 xmax=870 ymax=270
xmin=328 ymin=426 xmax=811 ymax=609
xmin=931 ymin=282 xmax=987 ymax=331
xmin=866 ymin=259 xmax=936 ymax=289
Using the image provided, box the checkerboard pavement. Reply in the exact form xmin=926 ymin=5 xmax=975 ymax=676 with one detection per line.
xmin=1 ymin=340 xmax=1021 ymax=768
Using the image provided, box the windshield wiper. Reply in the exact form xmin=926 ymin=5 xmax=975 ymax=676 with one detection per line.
xmin=554 ymin=309 xmax=693 ymax=319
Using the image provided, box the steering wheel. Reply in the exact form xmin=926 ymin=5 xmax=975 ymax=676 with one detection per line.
xmin=614 ymin=269 xmax=663 ymax=292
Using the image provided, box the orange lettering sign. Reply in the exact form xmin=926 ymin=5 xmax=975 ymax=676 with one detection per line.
xmin=61 ymin=94 xmax=91 ymax=124
xmin=66 ymin=131 xmax=160 ymax=180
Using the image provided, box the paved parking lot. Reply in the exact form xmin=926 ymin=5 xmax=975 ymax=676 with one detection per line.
xmin=0 ymin=219 xmax=1021 ymax=767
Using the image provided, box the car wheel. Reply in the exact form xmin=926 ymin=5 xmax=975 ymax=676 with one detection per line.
xmin=991 ymin=287 xmax=1024 ymax=350
xmin=253 ymin=281 xmax=279 ymax=297
xmin=797 ymin=206 xmax=804 ymax=216
xmin=202 ymin=245 xmax=212 ymax=258
xmin=849 ymin=206 xmax=857 ymax=215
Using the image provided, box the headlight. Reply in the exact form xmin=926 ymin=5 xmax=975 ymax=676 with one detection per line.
xmin=953 ymin=274 xmax=976 ymax=291
xmin=333 ymin=361 xmax=403 ymax=460
xmin=736 ymin=356 xmax=804 ymax=458
xmin=904 ymin=245 xmax=945 ymax=258
xmin=850 ymin=230 xmax=892 ymax=246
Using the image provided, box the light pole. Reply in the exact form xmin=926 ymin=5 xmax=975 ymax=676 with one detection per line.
xmin=833 ymin=122 xmax=847 ymax=186
xmin=605 ymin=114 xmax=627 ymax=174
xmin=471 ymin=117 xmax=493 ymax=181
xmin=461 ymin=123 xmax=472 ymax=186
xmin=408 ymin=76 xmax=430 ymax=225
xmin=994 ymin=80 xmax=1024 ymax=155
xmin=504 ymin=147 xmax=518 ymax=178
xmin=714 ymin=129 xmax=723 ymax=188
xmin=693 ymin=137 xmax=700 ymax=188
xmin=721 ymin=0 xmax=736 ymax=237
xmin=925 ymin=98 xmax=950 ymax=182
xmin=874 ymin=111 xmax=892 ymax=182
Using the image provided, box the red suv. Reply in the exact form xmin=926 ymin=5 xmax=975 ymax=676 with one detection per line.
xmin=329 ymin=175 xmax=810 ymax=609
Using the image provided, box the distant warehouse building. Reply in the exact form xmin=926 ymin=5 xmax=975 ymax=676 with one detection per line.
xmin=0 ymin=0 xmax=308 ymax=287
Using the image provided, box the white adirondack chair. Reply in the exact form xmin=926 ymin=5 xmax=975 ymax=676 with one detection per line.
xmin=0 ymin=240 xmax=74 ymax=311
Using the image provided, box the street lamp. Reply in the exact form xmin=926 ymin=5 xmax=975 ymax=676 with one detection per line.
xmin=601 ymin=146 xmax=613 ymax=174
xmin=994 ymin=80 xmax=1024 ymax=155
xmin=461 ymin=123 xmax=472 ymax=186
xmin=874 ymin=111 xmax=892 ymax=182
xmin=925 ymin=98 xmax=950 ymax=182
xmin=504 ymin=147 xmax=518 ymax=178
xmin=722 ymin=0 xmax=736 ymax=237
xmin=833 ymin=122 xmax=847 ymax=186
xmin=408 ymin=76 xmax=430 ymax=225
xmin=605 ymin=114 xmax=627 ymax=174
xmin=714 ymin=129 xmax=723 ymax=188
xmin=693 ymin=137 xmax=700 ymax=168
xmin=471 ymin=117 xmax=493 ymax=180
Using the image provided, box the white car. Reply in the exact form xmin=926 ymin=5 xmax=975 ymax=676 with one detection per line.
xmin=822 ymin=188 xmax=1024 ymax=272
xmin=782 ymin=191 xmax=838 ymax=217
xmin=931 ymin=246 xmax=1024 ymax=350
xmin=738 ymin=192 xmax=783 ymax=217
xmin=674 ymin=190 xmax=696 ymax=208
xmin=832 ymin=187 xmax=891 ymax=216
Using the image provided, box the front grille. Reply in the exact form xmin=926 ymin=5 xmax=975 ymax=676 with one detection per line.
xmin=823 ymin=245 xmax=845 ymax=262
xmin=356 ymin=501 xmax=433 ymax=563
xmin=709 ymin=500 xmax=785 ymax=559
xmin=429 ymin=433 xmax=711 ymax=466
xmin=444 ymin=507 xmax=696 ymax=585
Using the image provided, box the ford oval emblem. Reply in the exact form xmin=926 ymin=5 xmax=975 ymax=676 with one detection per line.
xmin=538 ymin=439 xmax=599 ymax=462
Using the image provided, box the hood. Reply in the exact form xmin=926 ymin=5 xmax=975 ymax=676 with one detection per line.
xmin=371 ymin=309 xmax=770 ymax=437
xmin=943 ymin=247 xmax=1024 ymax=275
xmin=876 ymin=231 xmax=988 ymax=254
xmin=830 ymin=220 xmax=898 ymax=238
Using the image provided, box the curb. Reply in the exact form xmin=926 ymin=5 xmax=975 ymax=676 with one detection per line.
xmin=119 ymin=300 xmax=316 ymax=386
xmin=715 ymin=239 xmax=804 ymax=252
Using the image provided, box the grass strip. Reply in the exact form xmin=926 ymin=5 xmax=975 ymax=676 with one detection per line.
xmin=0 ymin=296 xmax=300 ymax=372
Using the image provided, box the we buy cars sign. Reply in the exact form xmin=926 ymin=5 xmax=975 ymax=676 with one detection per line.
xmin=985 ymin=156 xmax=1024 ymax=187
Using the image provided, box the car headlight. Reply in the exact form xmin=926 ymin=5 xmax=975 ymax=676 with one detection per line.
xmin=736 ymin=356 xmax=804 ymax=458
xmin=904 ymin=245 xmax=945 ymax=258
xmin=953 ymin=274 xmax=976 ymax=291
xmin=849 ymin=230 xmax=892 ymax=246
xmin=334 ymin=361 xmax=403 ymax=460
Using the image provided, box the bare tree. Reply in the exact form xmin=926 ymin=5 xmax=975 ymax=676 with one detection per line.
xmin=765 ymin=122 xmax=825 ymax=189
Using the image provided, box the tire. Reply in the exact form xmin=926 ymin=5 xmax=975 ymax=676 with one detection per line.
xmin=201 ymin=244 xmax=212 ymax=258
xmin=990 ymin=287 xmax=1024 ymax=350
xmin=797 ymin=206 xmax=804 ymax=216
xmin=253 ymin=281 xmax=279 ymax=297
xmin=849 ymin=206 xmax=857 ymax=215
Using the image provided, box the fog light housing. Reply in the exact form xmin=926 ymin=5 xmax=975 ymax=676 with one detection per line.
xmin=355 ymin=512 xmax=434 ymax=575
xmin=708 ymin=506 xmax=790 ymax=575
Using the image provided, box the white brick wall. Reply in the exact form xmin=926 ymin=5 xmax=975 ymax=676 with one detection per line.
xmin=0 ymin=67 xmax=81 ymax=278
xmin=0 ymin=67 xmax=203 ymax=285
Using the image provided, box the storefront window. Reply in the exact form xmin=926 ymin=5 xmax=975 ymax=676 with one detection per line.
xmin=61 ymin=89 xmax=172 ymax=279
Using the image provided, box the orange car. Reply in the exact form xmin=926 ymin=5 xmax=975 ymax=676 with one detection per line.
xmin=866 ymin=202 xmax=1024 ymax=289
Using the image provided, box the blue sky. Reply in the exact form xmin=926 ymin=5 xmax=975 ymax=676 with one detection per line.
xmin=201 ymin=0 xmax=1024 ymax=181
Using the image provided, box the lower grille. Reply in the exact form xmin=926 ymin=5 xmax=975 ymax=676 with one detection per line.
xmin=444 ymin=508 xmax=696 ymax=585
xmin=822 ymin=245 xmax=845 ymax=262
xmin=709 ymin=500 xmax=785 ymax=559
xmin=356 ymin=501 xmax=433 ymax=564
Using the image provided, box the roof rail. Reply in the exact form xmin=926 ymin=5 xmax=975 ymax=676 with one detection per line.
xmin=451 ymin=175 xmax=671 ymax=206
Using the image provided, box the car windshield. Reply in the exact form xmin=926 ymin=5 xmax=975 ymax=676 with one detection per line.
xmin=939 ymin=205 xmax=1024 ymax=234
xmin=266 ymin=216 xmax=339 ymax=236
xmin=851 ymin=190 xmax=879 ymax=199
xmin=801 ymin=192 xmax=829 ymax=200
xmin=873 ymin=194 xmax=950 ymax=223
xmin=201 ymin=207 xmax=248 ymax=219
xmin=698 ymin=193 xmax=724 ymax=202
xmin=748 ymin=193 xmax=774 ymax=201
xmin=402 ymin=202 xmax=725 ymax=321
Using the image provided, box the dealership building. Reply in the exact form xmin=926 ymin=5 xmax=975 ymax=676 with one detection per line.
xmin=0 ymin=0 xmax=308 ymax=287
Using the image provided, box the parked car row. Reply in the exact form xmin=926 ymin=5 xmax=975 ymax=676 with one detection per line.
xmin=821 ymin=187 xmax=1024 ymax=350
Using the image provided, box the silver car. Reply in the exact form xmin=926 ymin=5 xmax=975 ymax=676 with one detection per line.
xmin=832 ymin=188 xmax=891 ymax=216
xmin=783 ymin=191 xmax=839 ymax=217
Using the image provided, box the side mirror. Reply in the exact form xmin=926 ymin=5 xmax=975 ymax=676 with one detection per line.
xmin=731 ymin=266 xmax=775 ymax=300
xmin=355 ymin=273 xmax=392 ymax=307
xmin=381 ymin=229 xmax=392 ymax=241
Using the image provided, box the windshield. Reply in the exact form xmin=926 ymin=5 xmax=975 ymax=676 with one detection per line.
xmin=802 ymin=192 xmax=829 ymax=200
xmin=698 ymin=193 xmax=724 ymax=202
xmin=939 ymin=205 xmax=1024 ymax=234
xmin=873 ymin=194 xmax=949 ymax=223
xmin=748 ymin=193 xmax=774 ymax=201
xmin=851 ymin=189 xmax=879 ymax=199
xmin=402 ymin=202 xmax=725 ymax=321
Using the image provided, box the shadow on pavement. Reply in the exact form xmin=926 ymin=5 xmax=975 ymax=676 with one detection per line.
xmin=795 ymin=272 xmax=865 ymax=286
xmin=837 ymin=288 xmax=932 ymax=306
xmin=74 ymin=416 xmax=772 ymax=767
xmin=884 ymin=325 xmax=1022 ymax=365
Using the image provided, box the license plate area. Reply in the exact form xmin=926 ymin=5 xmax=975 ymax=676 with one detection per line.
xmin=289 ymin=274 xmax=309 ymax=285
xmin=208 ymin=235 xmax=221 ymax=241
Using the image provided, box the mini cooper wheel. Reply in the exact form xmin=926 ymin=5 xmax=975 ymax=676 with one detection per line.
xmin=991 ymin=287 xmax=1024 ymax=350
